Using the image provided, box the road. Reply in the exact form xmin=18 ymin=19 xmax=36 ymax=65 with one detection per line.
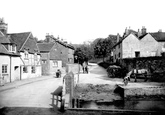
xmin=78 ymin=63 xmax=123 ymax=85
xmin=0 ymin=77 xmax=63 ymax=108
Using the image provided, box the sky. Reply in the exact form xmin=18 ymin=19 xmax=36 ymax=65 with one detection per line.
xmin=0 ymin=0 xmax=165 ymax=44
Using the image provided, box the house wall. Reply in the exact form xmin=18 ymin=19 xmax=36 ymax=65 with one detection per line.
xmin=40 ymin=53 xmax=50 ymax=75
xmin=49 ymin=60 xmax=62 ymax=75
xmin=68 ymin=48 xmax=74 ymax=64
xmin=157 ymin=42 xmax=165 ymax=56
xmin=56 ymin=42 xmax=68 ymax=67
xmin=0 ymin=55 xmax=10 ymax=84
xmin=122 ymin=34 xmax=140 ymax=58
xmin=140 ymin=34 xmax=158 ymax=57
xmin=113 ymin=43 xmax=122 ymax=62
xmin=11 ymin=56 xmax=21 ymax=82
xmin=20 ymin=52 xmax=41 ymax=79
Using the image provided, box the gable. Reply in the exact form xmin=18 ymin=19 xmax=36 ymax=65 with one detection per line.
xmin=21 ymin=34 xmax=38 ymax=53
xmin=0 ymin=44 xmax=9 ymax=54
xmin=123 ymin=33 xmax=139 ymax=44
xmin=50 ymin=44 xmax=61 ymax=60
xmin=140 ymin=34 xmax=157 ymax=43
xmin=37 ymin=43 xmax=54 ymax=52
xmin=9 ymin=32 xmax=31 ymax=51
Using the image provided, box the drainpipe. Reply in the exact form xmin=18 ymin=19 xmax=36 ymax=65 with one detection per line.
xmin=10 ymin=56 xmax=12 ymax=83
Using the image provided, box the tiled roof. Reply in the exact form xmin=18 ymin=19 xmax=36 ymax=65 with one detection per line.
xmin=107 ymin=35 xmax=118 ymax=47
xmin=0 ymin=36 xmax=10 ymax=44
xmin=8 ymin=32 xmax=31 ymax=51
xmin=150 ymin=32 xmax=165 ymax=42
xmin=139 ymin=33 xmax=148 ymax=39
xmin=37 ymin=43 xmax=55 ymax=52
xmin=0 ymin=31 xmax=4 ymax=36
xmin=22 ymin=34 xmax=39 ymax=53
xmin=0 ymin=44 xmax=20 ymax=56
xmin=0 ymin=44 xmax=9 ymax=54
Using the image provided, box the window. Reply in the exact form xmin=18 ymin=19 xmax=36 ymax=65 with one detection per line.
xmin=31 ymin=66 xmax=35 ymax=73
xmin=119 ymin=52 xmax=121 ymax=58
xmin=2 ymin=65 xmax=7 ymax=73
xmin=24 ymin=50 xmax=28 ymax=59
xmin=42 ymin=60 xmax=46 ymax=64
xmin=53 ymin=61 xmax=58 ymax=67
xmin=34 ymin=53 xmax=37 ymax=60
xmin=12 ymin=45 xmax=16 ymax=52
xmin=23 ymin=66 xmax=28 ymax=73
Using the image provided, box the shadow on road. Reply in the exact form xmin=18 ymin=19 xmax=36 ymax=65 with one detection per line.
xmin=0 ymin=107 xmax=60 ymax=115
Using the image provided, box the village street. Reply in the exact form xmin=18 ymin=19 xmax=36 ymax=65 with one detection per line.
xmin=0 ymin=76 xmax=63 ymax=108
xmin=0 ymin=63 xmax=110 ymax=109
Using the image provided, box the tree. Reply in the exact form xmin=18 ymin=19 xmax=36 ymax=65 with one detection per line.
xmin=93 ymin=38 xmax=113 ymax=61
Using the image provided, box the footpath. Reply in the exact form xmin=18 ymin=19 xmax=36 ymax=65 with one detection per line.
xmin=0 ymin=75 xmax=54 ymax=92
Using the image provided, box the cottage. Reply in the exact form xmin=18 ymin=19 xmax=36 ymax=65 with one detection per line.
xmin=0 ymin=18 xmax=21 ymax=84
xmin=37 ymin=43 xmax=62 ymax=75
xmin=9 ymin=32 xmax=42 ymax=79
xmin=112 ymin=28 xmax=140 ymax=62
xmin=140 ymin=30 xmax=165 ymax=57
xmin=111 ymin=27 xmax=165 ymax=62
xmin=45 ymin=34 xmax=75 ymax=67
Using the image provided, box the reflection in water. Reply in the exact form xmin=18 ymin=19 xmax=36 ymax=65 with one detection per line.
xmin=80 ymin=100 xmax=165 ymax=111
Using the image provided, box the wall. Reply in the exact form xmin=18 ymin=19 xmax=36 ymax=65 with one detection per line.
xmin=40 ymin=53 xmax=50 ymax=75
xmin=11 ymin=56 xmax=22 ymax=82
xmin=122 ymin=34 xmax=140 ymax=58
xmin=68 ymin=48 xmax=74 ymax=64
xmin=140 ymin=34 xmax=158 ymax=57
xmin=20 ymin=52 xmax=41 ymax=79
xmin=120 ymin=57 xmax=165 ymax=81
xmin=49 ymin=60 xmax=62 ymax=75
xmin=56 ymin=42 xmax=68 ymax=67
xmin=0 ymin=55 xmax=10 ymax=84
xmin=113 ymin=43 xmax=122 ymax=62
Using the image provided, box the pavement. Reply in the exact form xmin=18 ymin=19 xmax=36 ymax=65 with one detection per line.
xmin=0 ymin=75 xmax=55 ymax=93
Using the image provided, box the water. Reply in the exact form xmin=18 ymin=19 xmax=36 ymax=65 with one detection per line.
xmin=80 ymin=100 xmax=165 ymax=111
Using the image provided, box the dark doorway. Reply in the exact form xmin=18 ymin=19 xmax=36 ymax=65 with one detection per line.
xmin=135 ymin=51 xmax=140 ymax=57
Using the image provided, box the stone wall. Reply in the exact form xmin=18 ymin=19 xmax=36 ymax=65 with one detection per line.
xmin=120 ymin=57 xmax=165 ymax=81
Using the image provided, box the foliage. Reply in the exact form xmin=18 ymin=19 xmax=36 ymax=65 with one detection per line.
xmin=93 ymin=38 xmax=113 ymax=61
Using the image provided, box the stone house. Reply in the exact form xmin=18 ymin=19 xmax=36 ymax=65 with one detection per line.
xmin=45 ymin=34 xmax=75 ymax=67
xmin=112 ymin=28 xmax=140 ymax=62
xmin=139 ymin=30 xmax=165 ymax=57
xmin=37 ymin=43 xmax=62 ymax=75
xmin=112 ymin=27 xmax=165 ymax=62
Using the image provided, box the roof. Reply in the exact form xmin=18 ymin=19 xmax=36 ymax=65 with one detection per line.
xmin=0 ymin=44 xmax=9 ymax=54
xmin=0 ymin=36 xmax=10 ymax=44
xmin=8 ymin=32 xmax=31 ymax=51
xmin=0 ymin=44 xmax=20 ymax=56
xmin=37 ymin=43 xmax=55 ymax=52
xmin=112 ymin=30 xmax=138 ymax=49
xmin=150 ymin=32 xmax=165 ymax=42
xmin=107 ymin=34 xmax=122 ymax=48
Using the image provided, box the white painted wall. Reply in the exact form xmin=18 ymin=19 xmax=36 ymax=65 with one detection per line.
xmin=140 ymin=34 xmax=158 ymax=57
xmin=122 ymin=34 xmax=140 ymax=58
xmin=0 ymin=55 xmax=10 ymax=84
xmin=11 ymin=57 xmax=22 ymax=82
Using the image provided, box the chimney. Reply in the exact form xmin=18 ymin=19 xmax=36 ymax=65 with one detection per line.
xmin=141 ymin=26 xmax=147 ymax=35
xmin=117 ymin=33 xmax=120 ymax=43
xmin=125 ymin=27 xmax=129 ymax=36
xmin=46 ymin=33 xmax=51 ymax=43
xmin=137 ymin=29 xmax=141 ymax=38
xmin=158 ymin=29 xmax=162 ymax=32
